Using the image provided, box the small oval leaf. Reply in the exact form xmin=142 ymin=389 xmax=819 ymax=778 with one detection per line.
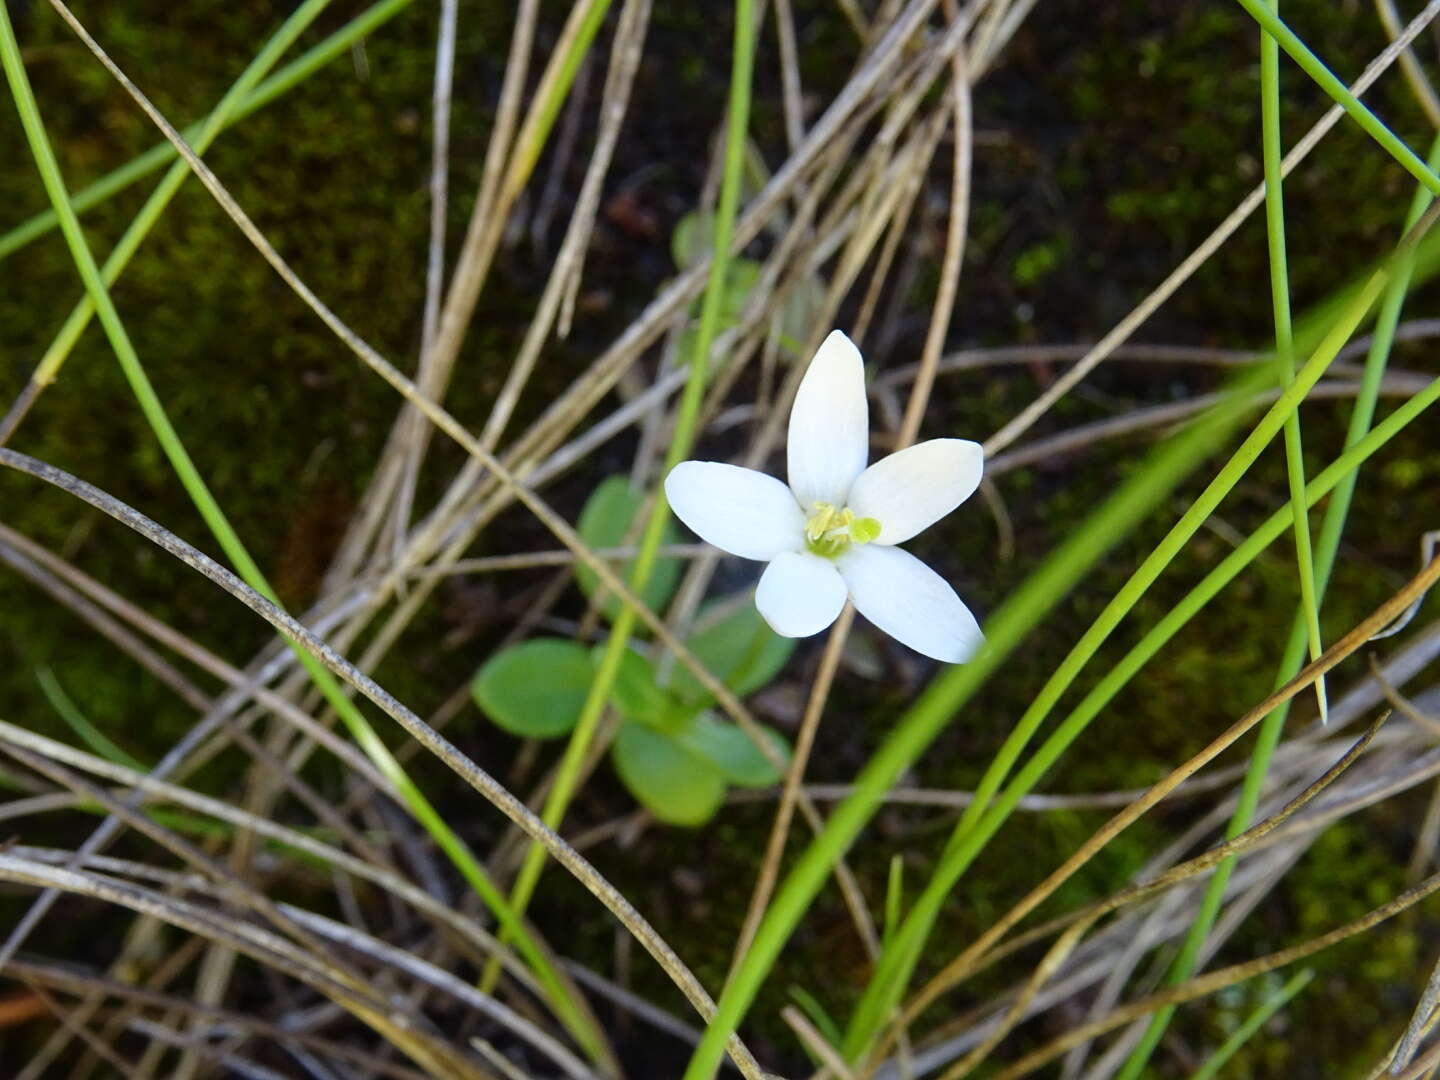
xmin=674 ymin=711 xmax=790 ymax=787
xmin=612 ymin=722 xmax=726 ymax=826
xmin=672 ymin=598 xmax=797 ymax=703
xmin=671 ymin=210 xmax=712 ymax=269
xmin=576 ymin=476 xmax=682 ymax=625
xmin=472 ymin=639 xmax=593 ymax=739
xmin=594 ymin=642 xmax=675 ymax=726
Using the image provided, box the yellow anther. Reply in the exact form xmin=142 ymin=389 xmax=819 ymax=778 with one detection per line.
xmin=805 ymin=502 xmax=837 ymax=541
xmin=804 ymin=502 xmax=883 ymax=557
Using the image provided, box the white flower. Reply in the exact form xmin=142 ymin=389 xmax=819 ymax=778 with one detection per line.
xmin=664 ymin=330 xmax=985 ymax=663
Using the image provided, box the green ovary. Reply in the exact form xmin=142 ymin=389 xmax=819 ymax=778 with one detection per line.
xmin=803 ymin=501 xmax=881 ymax=559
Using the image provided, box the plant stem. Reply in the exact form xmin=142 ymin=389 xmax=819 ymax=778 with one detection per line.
xmin=1258 ymin=0 xmax=1328 ymax=727
xmin=490 ymin=0 xmax=757 ymax=986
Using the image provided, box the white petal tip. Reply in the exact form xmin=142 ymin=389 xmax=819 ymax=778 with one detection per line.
xmin=756 ymin=551 xmax=847 ymax=638
xmin=931 ymin=631 xmax=985 ymax=665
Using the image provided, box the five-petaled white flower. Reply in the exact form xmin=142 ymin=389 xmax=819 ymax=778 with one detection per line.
xmin=664 ymin=330 xmax=985 ymax=663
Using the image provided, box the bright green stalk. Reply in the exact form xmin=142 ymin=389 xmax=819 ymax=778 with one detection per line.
xmin=35 ymin=668 xmax=147 ymax=772
xmin=838 ymin=239 xmax=1402 ymax=1061
xmin=1115 ymin=124 xmax=1440 ymax=1080
xmin=32 ymin=0 xmax=335 ymax=391
xmin=1260 ymin=0 xmax=1327 ymax=726
xmin=0 ymin=0 xmax=415 ymax=263
xmin=1231 ymin=0 xmax=1440 ymax=196
xmin=504 ymin=0 xmax=613 ymax=199
xmin=0 ymin=11 xmax=609 ymax=1065
xmin=682 ymin=368 xmax=1265 ymax=1079
xmin=497 ymin=0 xmax=756 ymax=953
xmin=1189 ymin=970 xmax=1313 ymax=1080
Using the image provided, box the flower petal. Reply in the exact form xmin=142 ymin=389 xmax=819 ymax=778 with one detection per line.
xmin=756 ymin=551 xmax=847 ymax=637
xmin=847 ymin=438 xmax=984 ymax=545
xmin=787 ymin=329 xmax=869 ymax=510
xmin=837 ymin=543 xmax=983 ymax=663
xmin=665 ymin=461 xmax=805 ymax=560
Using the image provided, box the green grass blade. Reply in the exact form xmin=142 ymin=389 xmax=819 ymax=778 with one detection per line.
xmin=1258 ymin=1 xmax=1327 ymax=726
xmin=502 ymin=0 xmax=613 ymax=202
xmin=34 ymin=668 xmax=148 ymax=772
xmin=900 ymin=365 xmax=1440 ymax=1070
xmin=31 ymin=0 xmax=336 ymax=391
xmin=837 ymin=231 xmax=1407 ymax=1059
xmin=0 ymin=10 xmax=608 ymax=1065
xmin=1189 ymin=970 xmax=1313 ymax=1080
xmin=1231 ymin=0 xmax=1440 ymax=195
xmin=497 ymin=0 xmax=755 ymax=963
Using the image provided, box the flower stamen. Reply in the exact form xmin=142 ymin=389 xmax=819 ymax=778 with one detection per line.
xmin=804 ymin=503 xmax=881 ymax=558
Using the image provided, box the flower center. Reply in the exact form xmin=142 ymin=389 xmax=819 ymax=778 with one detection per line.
xmin=803 ymin=502 xmax=881 ymax=559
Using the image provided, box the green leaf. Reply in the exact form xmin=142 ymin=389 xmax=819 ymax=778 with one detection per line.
xmin=670 ymin=214 xmax=760 ymax=321
xmin=778 ymin=274 xmax=826 ymax=354
xmin=595 ymin=642 xmax=674 ymax=726
xmin=722 ymin=258 xmax=762 ymax=322
xmin=787 ymin=986 xmax=845 ymax=1059
xmin=611 ymin=721 xmax=727 ymax=826
xmin=472 ymin=638 xmax=593 ymax=738
xmin=576 ymin=476 xmax=682 ymax=624
xmin=671 ymin=210 xmax=712 ymax=269
xmin=674 ymin=710 xmax=789 ymax=787
xmin=672 ymin=598 xmax=796 ymax=703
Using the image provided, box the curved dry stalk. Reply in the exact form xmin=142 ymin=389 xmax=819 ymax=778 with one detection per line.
xmin=729 ymin=605 xmax=859 ymax=973
xmin=0 ymin=742 xmax=365 ymax=982
xmin=0 ymin=539 xmax=211 ymax=713
xmin=0 ymin=446 xmax=762 ymax=1077
xmin=0 ymin=589 xmax=367 ymax=975
xmin=0 ymin=525 xmax=398 ymax=812
xmin=0 ymin=719 xmax=548 ymax=997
